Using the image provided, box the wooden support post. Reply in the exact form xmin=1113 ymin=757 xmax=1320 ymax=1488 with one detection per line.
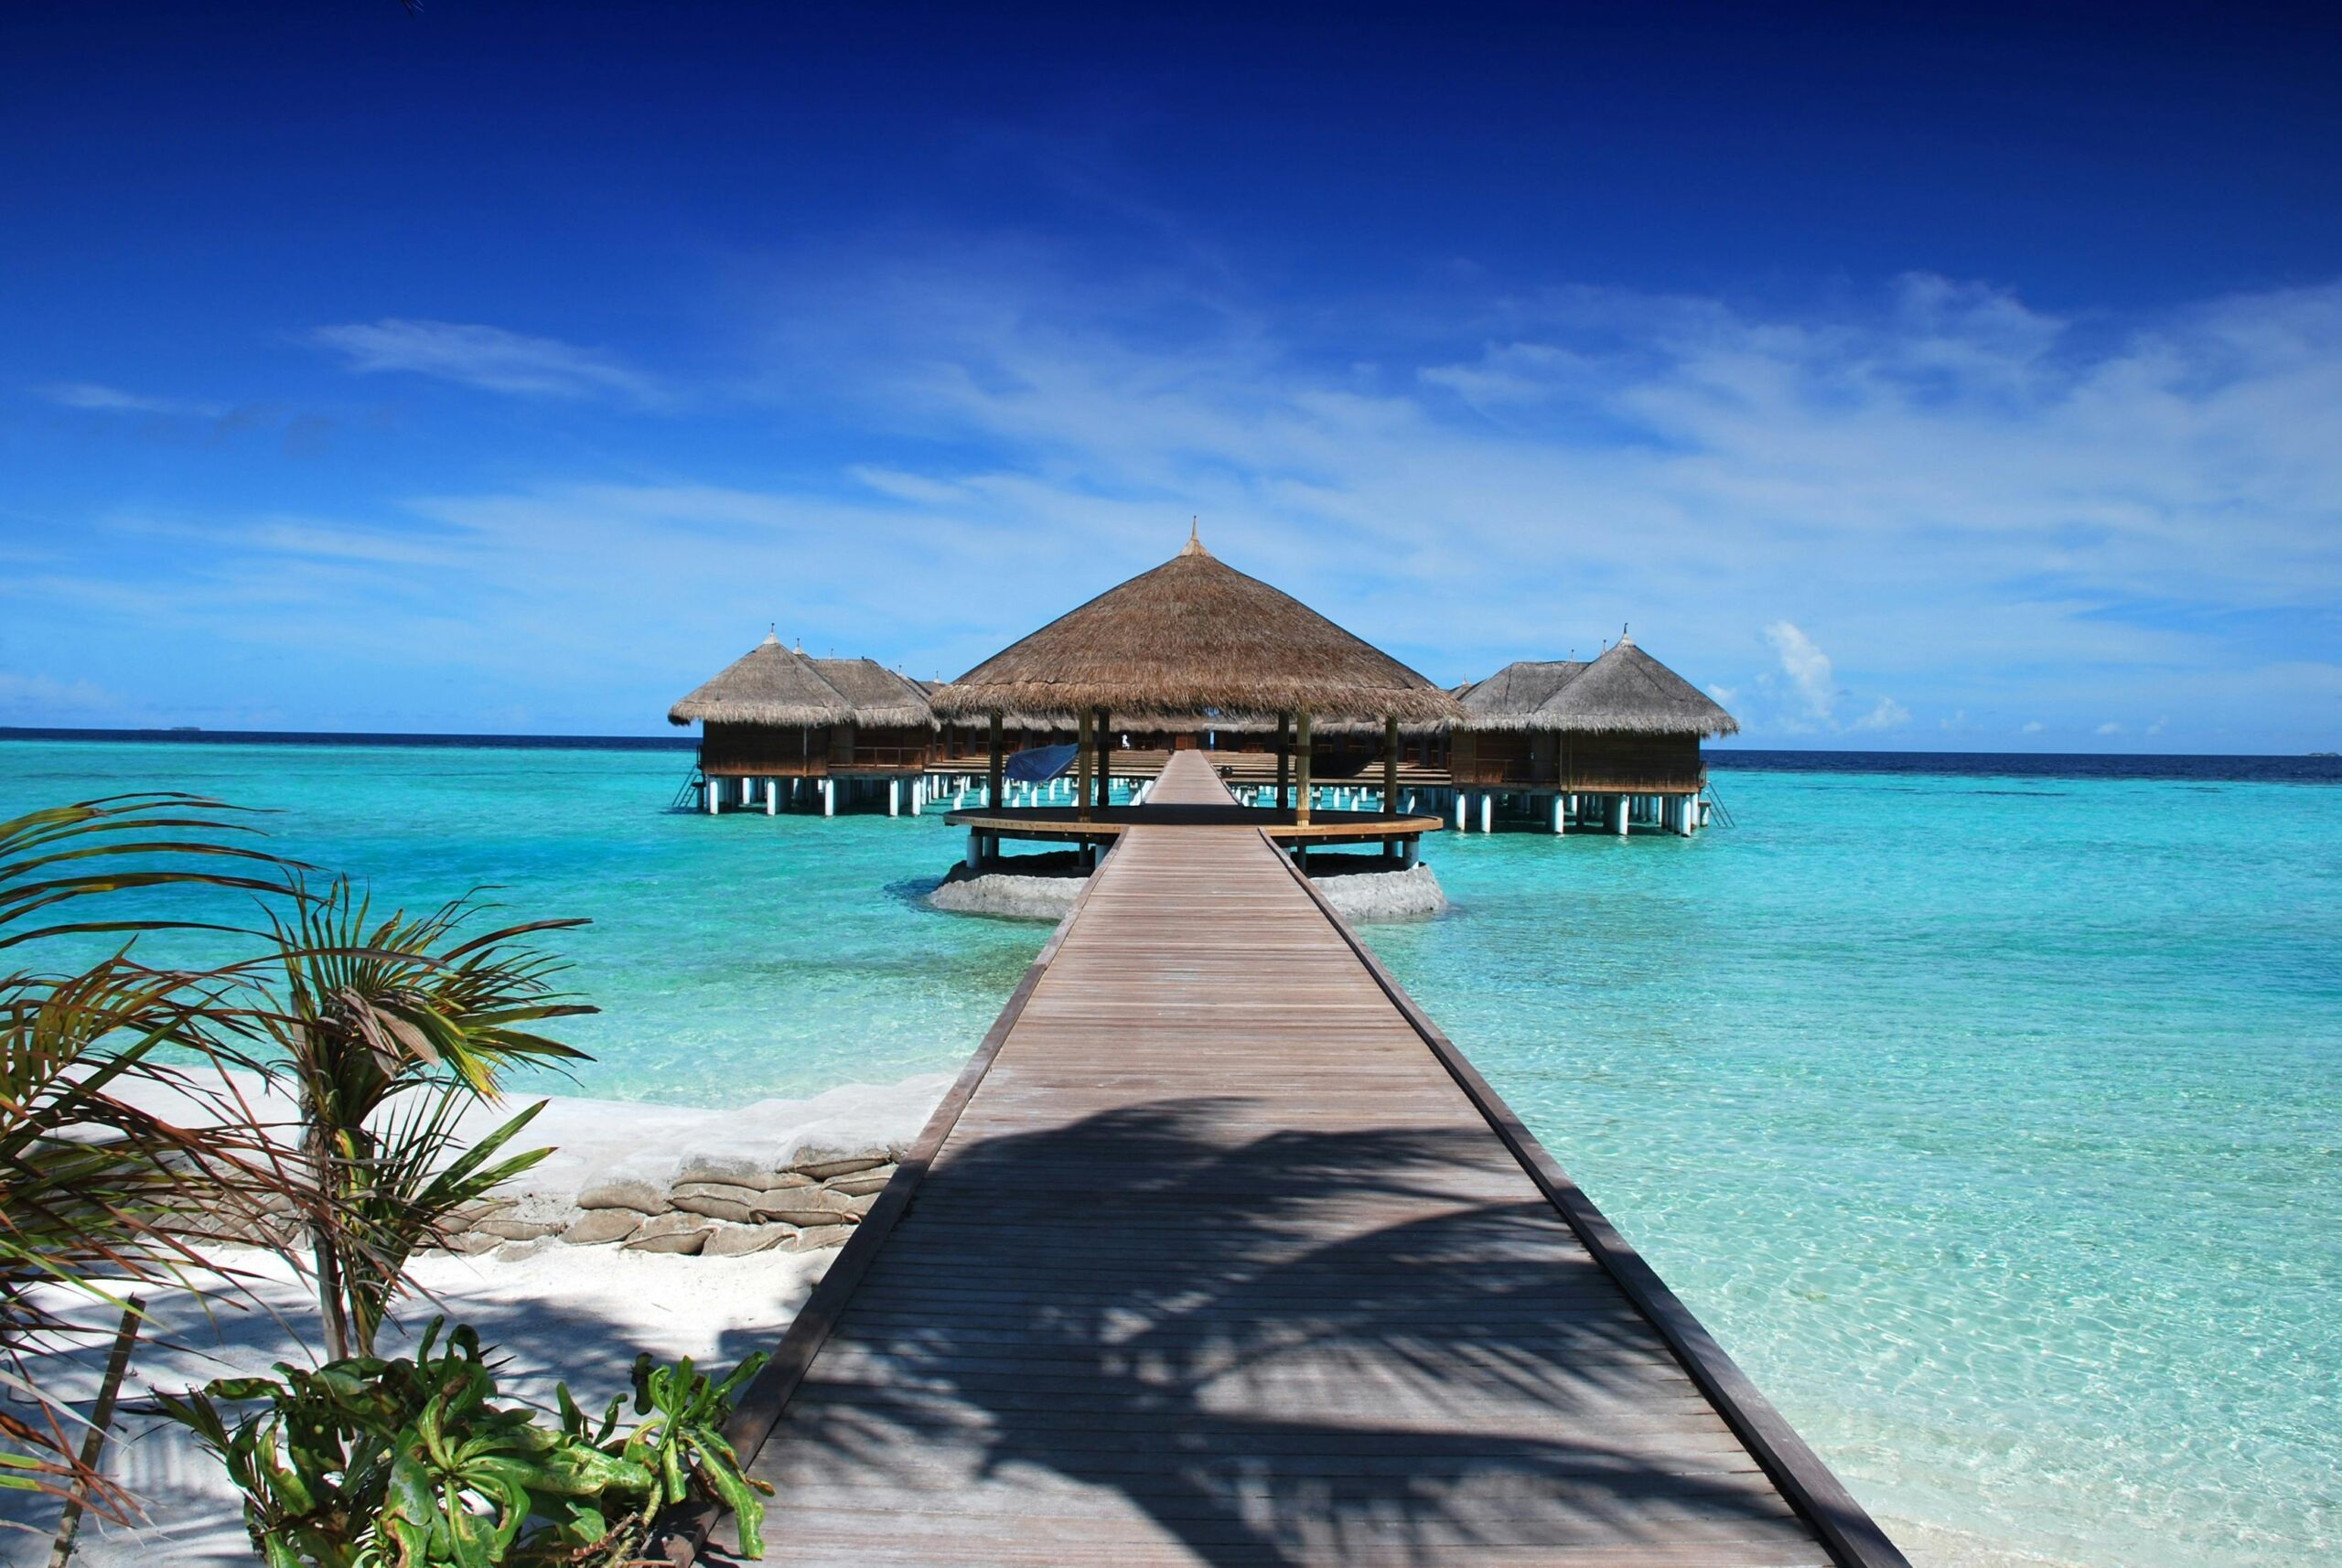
xmin=765 ymin=778 xmax=778 ymax=816
xmin=1454 ymin=790 xmax=1466 ymax=831
xmin=1479 ymin=792 xmax=1493 ymax=834
xmin=986 ymin=715 xmax=1004 ymax=811
xmin=704 ymin=770 xmax=719 ymax=815
xmin=1552 ymin=793 xmax=1565 ymax=834
xmin=1614 ymin=793 xmax=1628 ymax=836
xmin=1293 ymin=711 xmax=1314 ymax=826
xmin=1384 ymin=716 xmax=1400 ymax=817
xmin=1276 ymin=714 xmax=1291 ymax=810
xmin=887 ymin=779 xmax=899 ymax=817
xmin=822 ymin=779 xmax=836 ymax=818
xmin=1076 ymin=709 xmax=1094 ymax=821
xmin=1094 ymin=708 xmax=1112 ymax=811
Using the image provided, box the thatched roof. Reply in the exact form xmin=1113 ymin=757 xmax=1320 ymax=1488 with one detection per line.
xmin=1456 ymin=661 xmax=1587 ymax=729
xmin=929 ymin=532 xmax=1466 ymax=724
xmin=809 ymin=658 xmax=937 ymax=729
xmin=668 ymin=634 xmax=853 ymax=727
xmin=1464 ymin=638 xmax=1737 ymax=737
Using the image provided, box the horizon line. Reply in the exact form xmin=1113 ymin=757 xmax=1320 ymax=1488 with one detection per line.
xmin=0 ymin=724 xmax=2332 ymax=764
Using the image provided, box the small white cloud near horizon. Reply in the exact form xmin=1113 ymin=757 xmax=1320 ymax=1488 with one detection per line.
xmin=37 ymin=381 xmax=225 ymax=418
xmin=2022 ymin=720 xmax=2046 ymax=734
xmin=0 ymin=669 xmax=122 ymax=718
xmin=2097 ymin=721 xmax=2124 ymax=736
xmin=2147 ymin=715 xmax=2169 ymax=736
xmin=1757 ymin=621 xmax=1906 ymax=735
xmin=1763 ymin=620 xmax=1835 ymax=722
xmin=308 ymin=319 xmax=658 ymax=402
xmin=1850 ymin=696 xmax=1911 ymax=733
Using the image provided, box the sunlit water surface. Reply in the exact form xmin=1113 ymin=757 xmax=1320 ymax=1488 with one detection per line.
xmin=2 ymin=740 xmax=2333 ymax=1567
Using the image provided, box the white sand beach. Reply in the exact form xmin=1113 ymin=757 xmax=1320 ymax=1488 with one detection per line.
xmin=1 ymin=1075 xmax=951 ymax=1567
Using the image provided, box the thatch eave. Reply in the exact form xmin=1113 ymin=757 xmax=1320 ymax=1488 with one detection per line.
xmin=667 ymin=698 xmax=857 ymax=726
xmin=1534 ymin=710 xmax=1742 ymax=737
xmin=929 ymin=680 xmax=1464 ymax=725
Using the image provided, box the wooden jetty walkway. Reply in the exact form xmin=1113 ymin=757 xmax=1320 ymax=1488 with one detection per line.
xmin=696 ymin=752 xmax=1907 ymax=1566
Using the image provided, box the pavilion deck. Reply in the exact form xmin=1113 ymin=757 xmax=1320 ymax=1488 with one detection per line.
xmin=699 ymin=752 xmax=1904 ymax=1566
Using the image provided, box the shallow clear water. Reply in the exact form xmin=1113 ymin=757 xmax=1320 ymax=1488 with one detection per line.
xmin=3 ymin=740 xmax=2335 ymax=1566
xmin=0 ymin=741 xmax=1039 ymax=1099
xmin=1365 ymin=770 xmax=2339 ymax=1566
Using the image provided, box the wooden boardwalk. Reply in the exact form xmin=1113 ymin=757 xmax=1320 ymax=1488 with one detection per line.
xmin=699 ymin=752 xmax=1906 ymax=1567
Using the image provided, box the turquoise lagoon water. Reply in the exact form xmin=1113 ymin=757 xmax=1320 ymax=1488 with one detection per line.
xmin=3 ymin=739 xmax=2335 ymax=1567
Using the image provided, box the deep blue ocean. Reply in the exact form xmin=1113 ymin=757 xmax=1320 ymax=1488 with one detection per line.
xmin=2 ymin=735 xmax=2334 ymax=1568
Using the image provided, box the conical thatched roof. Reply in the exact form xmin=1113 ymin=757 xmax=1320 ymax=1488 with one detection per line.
xmin=1529 ymin=637 xmax=1738 ymax=736
xmin=668 ymin=633 xmax=853 ymax=726
xmin=1457 ymin=660 xmax=1588 ymax=729
xmin=809 ymin=658 xmax=937 ymax=729
xmin=929 ymin=532 xmax=1465 ymax=724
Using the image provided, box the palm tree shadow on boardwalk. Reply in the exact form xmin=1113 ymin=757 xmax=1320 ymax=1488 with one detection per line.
xmin=722 ymin=1101 xmax=1822 ymax=1567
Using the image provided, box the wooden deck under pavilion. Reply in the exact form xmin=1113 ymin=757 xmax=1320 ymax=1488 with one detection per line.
xmin=687 ymin=752 xmax=1907 ymax=1568
xmin=941 ymin=801 xmax=1448 ymax=855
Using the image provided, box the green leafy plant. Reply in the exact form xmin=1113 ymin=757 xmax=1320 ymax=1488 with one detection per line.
xmin=156 ymin=1318 xmax=772 ymax=1566
xmin=0 ymin=796 xmax=310 ymax=1527
xmin=255 ymin=878 xmax=594 ymax=1359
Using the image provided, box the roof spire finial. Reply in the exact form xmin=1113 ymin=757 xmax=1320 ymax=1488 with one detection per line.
xmin=1180 ymin=516 xmax=1207 ymax=558
xmin=1618 ymin=621 xmax=1634 ymax=648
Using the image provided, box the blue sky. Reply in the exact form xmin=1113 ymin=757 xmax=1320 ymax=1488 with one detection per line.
xmin=4 ymin=2 xmax=2338 ymax=749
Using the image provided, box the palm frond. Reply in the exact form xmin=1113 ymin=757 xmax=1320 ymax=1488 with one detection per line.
xmin=0 ymin=795 xmax=316 ymax=1518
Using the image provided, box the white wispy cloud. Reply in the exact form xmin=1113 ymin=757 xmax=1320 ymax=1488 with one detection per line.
xmin=1850 ymin=697 xmax=1912 ymax=733
xmin=12 ymin=258 xmax=2342 ymax=742
xmin=1764 ymin=621 xmax=1836 ymax=722
xmin=0 ymin=669 xmax=123 ymax=719
xmin=36 ymin=381 xmax=225 ymax=417
xmin=308 ymin=319 xmax=659 ymax=402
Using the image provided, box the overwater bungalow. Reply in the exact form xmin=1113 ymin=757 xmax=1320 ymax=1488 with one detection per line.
xmin=1451 ymin=634 xmax=1738 ymax=834
xmin=669 ymin=633 xmax=938 ymax=816
xmin=929 ymin=529 xmax=1463 ymax=867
